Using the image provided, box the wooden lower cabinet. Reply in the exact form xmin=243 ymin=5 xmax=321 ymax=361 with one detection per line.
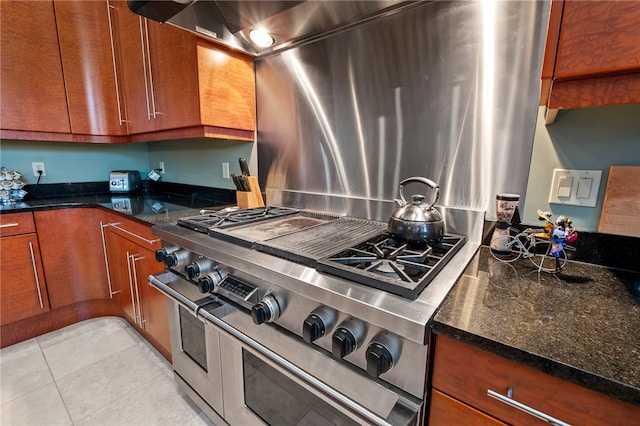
xmin=430 ymin=335 xmax=640 ymax=426
xmin=103 ymin=217 xmax=170 ymax=358
xmin=429 ymin=390 xmax=506 ymax=426
xmin=34 ymin=208 xmax=110 ymax=308
xmin=0 ymin=233 xmax=50 ymax=325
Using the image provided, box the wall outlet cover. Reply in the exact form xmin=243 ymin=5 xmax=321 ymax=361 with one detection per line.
xmin=549 ymin=169 xmax=602 ymax=207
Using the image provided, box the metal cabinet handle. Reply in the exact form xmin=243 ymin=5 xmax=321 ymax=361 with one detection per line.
xmin=137 ymin=16 xmax=153 ymax=121
xmin=100 ymin=221 xmax=117 ymax=297
xmin=126 ymin=251 xmax=138 ymax=324
xmin=105 ymin=222 xmax=160 ymax=245
xmin=105 ymin=1 xmax=127 ymax=125
xmin=487 ymin=389 xmax=571 ymax=426
xmin=130 ymin=254 xmax=146 ymax=328
xmin=28 ymin=242 xmax=45 ymax=310
xmin=142 ymin=18 xmax=158 ymax=118
xmin=0 ymin=222 xmax=19 ymax=228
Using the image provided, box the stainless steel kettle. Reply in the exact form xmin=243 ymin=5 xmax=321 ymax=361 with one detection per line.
xmin=387 ymin=177 xmax=445 ymax=244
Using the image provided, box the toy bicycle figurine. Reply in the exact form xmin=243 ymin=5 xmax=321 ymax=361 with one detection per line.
xmin=549 ymin=215 xmax=578 ymax=273
xmin=489 ymin=209 xmax=578 ymax=273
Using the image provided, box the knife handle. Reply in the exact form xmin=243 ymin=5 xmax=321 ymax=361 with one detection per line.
xmin=239 ymin=158 xmax=250 ymax=176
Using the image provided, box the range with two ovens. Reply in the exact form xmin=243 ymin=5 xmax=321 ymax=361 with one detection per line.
xmin=148 ymin=205 xmax=480 ymax=426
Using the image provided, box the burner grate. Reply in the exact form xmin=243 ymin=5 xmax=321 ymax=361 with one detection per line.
xmin=177 ymin=206 xmax=299 ymax=233
xmin=317 ymin=234 xmax=466 ymax=300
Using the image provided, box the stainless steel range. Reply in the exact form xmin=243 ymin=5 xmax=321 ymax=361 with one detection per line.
xmin=148 ymin=205 xmax=481 ymax=426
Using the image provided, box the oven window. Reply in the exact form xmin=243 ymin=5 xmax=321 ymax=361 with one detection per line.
xmin=178 ymin=306 xmax=207 ymax=372
xmin=242 ymin=350 xmax=359 ymax=426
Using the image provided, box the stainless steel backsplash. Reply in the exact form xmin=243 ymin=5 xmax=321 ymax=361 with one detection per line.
xmin=256 ymin=0 xmax=549 ymax=222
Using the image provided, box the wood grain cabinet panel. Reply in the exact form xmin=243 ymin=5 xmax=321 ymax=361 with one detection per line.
xmin=0 ymin=234 xmax=50 ymax=325
xmin=0 ymin=212 xmax=36 ymax=237
xmin=554 ymin=1 xmax=640 ymax=79
xmin=429 ymin=390 xmax=507 ymax=426
xmin=34 ymin=209 xmax=110 ymax=309
xmin=541 ymin=0 xmax=640 ymax=112
xmin=0 ymin=0 xmax=70 ymax=134
xmin=54 ymin=0 xmax=128 ymax=136
xmin=198 ymin=41 xmax=256 ymax=132
xmin=431 ymin=336 xmax=640 ymax=426
xmin=103 ymin=216 xmax=170 ymax=358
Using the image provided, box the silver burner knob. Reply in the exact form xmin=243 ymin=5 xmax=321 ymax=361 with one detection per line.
xmin=331 ymin=318 xmax=366 ymax=359
xmin=251 ymin=294 xmax=281 ymax=325
xmin=186 ymin=258 xmax=216 ymax=280
xmin=198 ymin=270 xmax=227 ymax=293
xmin=366 ymin=332 xmax=401 ymax=377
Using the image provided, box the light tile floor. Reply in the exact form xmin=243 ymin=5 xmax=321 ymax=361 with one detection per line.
xmin=0 ymin=316 xmax=215 ymax=426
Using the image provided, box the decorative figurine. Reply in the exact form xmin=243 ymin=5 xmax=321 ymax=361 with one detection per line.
xmin=549 ymin=215 xmax=578 ymax=273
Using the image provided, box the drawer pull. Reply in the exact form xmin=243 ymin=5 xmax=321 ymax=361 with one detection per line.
xmin=0 ymin=222 xmax=19 ymax=228
xmin=487 ymin=389 xmax=571 ymax=426
xmin=105 ymin=222 xmax=160 ymax=245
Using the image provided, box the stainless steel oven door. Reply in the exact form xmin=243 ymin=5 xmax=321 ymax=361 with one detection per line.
xmin=151 ymin=272 xmax=226 ymax=417
xmin=199 ymin=307 xmax=422 ymax=426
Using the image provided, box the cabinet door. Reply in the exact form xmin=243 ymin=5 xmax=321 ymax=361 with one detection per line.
xmin=146 ymin=19 xmax=200 ymax=131
xmin=54 ymin=0 xmax=128 ymax=136
xmin=0 ymin=0 xmax=70 ymax=133
xmin=554 ymin=1 xmax=640 ymax=79
xmin=34 ymin=209 xmax=110 ymax=309
xmin=131 ymin=245 xmax=170 ymax=355
xmin=429 ymin=390 xmax=507 ymax=426
xmin=198 ymin=41 xmax=256 ymax=132
xmin=0 ymin=234 xmax=50 ymax=325
xmin=104 ymin=231 xmax=137 ymax=321
xmin=112 ymin=0 xmax=156 ymax=134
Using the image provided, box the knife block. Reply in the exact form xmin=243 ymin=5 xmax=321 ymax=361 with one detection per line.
xmin=236 ymin=176 xmax=265 ymax=209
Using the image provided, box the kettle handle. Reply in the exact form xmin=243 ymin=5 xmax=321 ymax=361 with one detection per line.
xmin=399 ymin=177 xmax=440 ymax=209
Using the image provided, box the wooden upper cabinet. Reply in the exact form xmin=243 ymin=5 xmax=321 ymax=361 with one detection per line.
xmin=554 ymin=1 xmax=640 ymax=79
xmin=54 ymin=0 xmax=128 ymax=136
xmin=541 ymin=0 xmax=640 ymax=114
xmin=0 ymin=1 xmax=70 ymax=134
xmin=145 ymin=18 xmax=201 ymax=131
xmin=198 ymin=41 xmax=256 ymax=132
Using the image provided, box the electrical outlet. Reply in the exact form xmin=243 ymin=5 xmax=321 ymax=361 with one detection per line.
xmin=32 ymin=162 xmax=46 ymax=177
xmin=222 ymin=162 xmax=230 ymax=179
xmin=159 ymin=161 xmax=165 ymax=174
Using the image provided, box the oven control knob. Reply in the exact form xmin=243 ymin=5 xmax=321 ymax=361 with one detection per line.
xmin=251 ymin=294 xmax=281 ymax=325
xmin=164 ymin=249 xmax=191 ymax=268
xmin=154 ymin=246 xmax=179 ymax=263
xmin=186 ymin=258 xmax=216 ymax=280
xmin=303 ymin=306 xmax=336 ymax=343
xmin=366 ymin=333 xmax=401 ymax=378
xmin=331 ymin=319 xmax=365 ymax=359
xmin=198 ymin=270 xmax=227 ymax=293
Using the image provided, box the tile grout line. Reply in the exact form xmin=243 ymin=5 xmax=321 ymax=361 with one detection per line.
xmin=35 ymin=337 xmax=76 ymax=426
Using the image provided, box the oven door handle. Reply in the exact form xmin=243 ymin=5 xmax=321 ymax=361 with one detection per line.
xmin=198 ymin=307 xmax=398 ymax=426
xmin=148 ymin=274 xmax=200 ymax=315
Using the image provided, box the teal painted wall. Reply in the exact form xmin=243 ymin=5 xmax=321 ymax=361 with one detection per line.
xmin=0 ymin=140 xmax=149 ymax=184
xmin=522 ymin=104 xmax=640 ymax=232
xmin=0 ymin=138 xmax=255 ymax=190
xmin=147 ymin=138 xmax=254 ymax=190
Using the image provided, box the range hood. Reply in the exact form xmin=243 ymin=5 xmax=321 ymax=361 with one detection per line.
xmin=128 ymin=0 xmax=415 ymax=56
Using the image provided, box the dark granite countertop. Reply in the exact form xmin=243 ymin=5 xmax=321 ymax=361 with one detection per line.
xmin=433 ymin=246 xmax=640 ymax=406
xmin=0 ymin=182 xmax=235 ymax=226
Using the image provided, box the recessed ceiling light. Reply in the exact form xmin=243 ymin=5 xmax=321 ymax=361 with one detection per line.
xmin=249 ymin=29 xmax=275 ymax=48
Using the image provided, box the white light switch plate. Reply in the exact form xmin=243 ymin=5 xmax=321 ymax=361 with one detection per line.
xmin=549 ymin=169 xmax=602 ymax=207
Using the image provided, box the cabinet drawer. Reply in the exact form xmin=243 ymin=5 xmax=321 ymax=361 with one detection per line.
xmin=429 ymin=390 xmax=506 ymax=426
xmin=103 ymin=213 xmax=160 ymax=249
xmin=432 ymin=336 xmax=640 ymax=426
xmin=0 ymin=212 xmax=36 ymax=236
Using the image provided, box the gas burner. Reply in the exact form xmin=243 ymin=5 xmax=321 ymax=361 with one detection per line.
xmin=317 ymin=233 xmax=466 ymax=300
